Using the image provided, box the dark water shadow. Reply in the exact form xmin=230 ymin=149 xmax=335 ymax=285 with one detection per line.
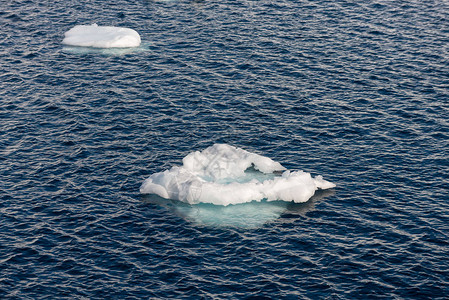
xmin=284 ymin=189 xmax=336 ymax=216
xmin=141 ymin=189 xmax=336 ymax=229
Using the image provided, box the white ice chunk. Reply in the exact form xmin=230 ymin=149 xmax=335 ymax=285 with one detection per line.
xmin=140 ymin=144 xmax=336 ymax=206
xmin=182 ymin=143 xmax=285 ymax=181
xmin=62 ymin=24 xmax=141 ymax=48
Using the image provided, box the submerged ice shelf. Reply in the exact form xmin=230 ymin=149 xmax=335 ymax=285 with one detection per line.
xmin=140 ymin=144 xmax=335 ymax=206
xmin=62 ymin=24 xmax=141 ymax=48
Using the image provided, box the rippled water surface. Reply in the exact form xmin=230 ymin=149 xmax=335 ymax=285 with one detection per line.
xmin=1 ymin=0 xmax=449 ymax=298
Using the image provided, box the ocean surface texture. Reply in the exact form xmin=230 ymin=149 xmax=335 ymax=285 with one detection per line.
xmin=1 ymin=0 xmax=448 ymax=298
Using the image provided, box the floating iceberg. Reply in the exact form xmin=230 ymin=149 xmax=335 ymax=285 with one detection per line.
xmin=62 ymin=24 xmax=141 ymax=48
xmin=140 ymin=144 xmax=335 ymax=206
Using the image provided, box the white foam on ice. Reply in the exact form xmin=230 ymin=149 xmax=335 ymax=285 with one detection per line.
xmin=62 ymin=24 xmax=141 ymax=48
xmin=140 ymin=144 xmax=335 ymax=206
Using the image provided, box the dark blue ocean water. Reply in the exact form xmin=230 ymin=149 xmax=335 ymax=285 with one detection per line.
xmin=1 ymin=0 xmax=449 ymax=298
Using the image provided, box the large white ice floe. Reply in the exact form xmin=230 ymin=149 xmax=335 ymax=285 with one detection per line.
xmin=140 ymin=144 xmax=335 ymax=206
xmin=62 ymin=24 xmax=141 ymax=48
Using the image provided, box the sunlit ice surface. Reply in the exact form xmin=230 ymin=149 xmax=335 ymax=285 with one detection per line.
xmin=62 ymin=24 xmax=141 ymax=48
xmin=140 ymin=144 xmax=335 ymax=206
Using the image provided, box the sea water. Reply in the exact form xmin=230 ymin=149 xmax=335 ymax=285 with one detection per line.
xmin=1 ymin=0 xmax=448 ymax=298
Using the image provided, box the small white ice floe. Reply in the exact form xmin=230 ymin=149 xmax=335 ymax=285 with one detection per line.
xmin=62 ymin=24 xmax=141 ymax=48
xmin=140 ymin=144 xmax=336 ymax=206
